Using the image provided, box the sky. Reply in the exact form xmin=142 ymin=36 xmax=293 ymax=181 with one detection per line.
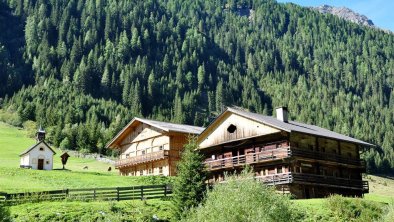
xmin=276 ymin=0 xmax=394 ymax=32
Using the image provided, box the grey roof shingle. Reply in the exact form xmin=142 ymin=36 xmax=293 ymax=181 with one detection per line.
xmin=106 ymin=117 xmax=205 ymax=148
xmin=20 ymin=140 xmax=56 ymax=156
xmin=226 ymin=107 xmax=374 ymax=146
xmin=134 ymin=117 xmax=205 ymax=134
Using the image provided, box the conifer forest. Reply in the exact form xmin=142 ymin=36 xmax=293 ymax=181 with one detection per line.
xmin=0 ymin=0 xmax=393 ymax=173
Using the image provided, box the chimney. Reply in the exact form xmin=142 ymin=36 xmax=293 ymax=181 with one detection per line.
xmin=276 ymin=107 xmax=289 ymax=122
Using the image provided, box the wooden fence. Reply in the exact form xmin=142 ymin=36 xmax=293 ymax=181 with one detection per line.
xmin=0 ymin=184 xmax=172 ymax=204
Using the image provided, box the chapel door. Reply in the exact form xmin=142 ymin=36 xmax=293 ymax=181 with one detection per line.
xmin=38 ymin=159 xmax=44 ymax=170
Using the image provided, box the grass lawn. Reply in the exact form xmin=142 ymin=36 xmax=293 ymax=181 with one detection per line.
xmin=8 ymin=199 xmax=172 ymax=222
xmin=0 ymin=122 xmax=171 ymax=193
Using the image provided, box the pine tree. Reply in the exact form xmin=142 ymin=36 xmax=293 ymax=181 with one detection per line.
xmin=172 ymin=136 xmax=207 ymax=220
xmin=131 ymin=80 xmax=142 ymax=116
xmin=197 ymin=64 xmax=205 ymax=91
xmin=172 ymin=91 xmax=185 ymax=123
xmin=215 ymin=80 xmax=224 ymax=112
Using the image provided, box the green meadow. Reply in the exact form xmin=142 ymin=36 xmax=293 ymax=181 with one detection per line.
xmin=0 ymin=122 xmax=171 ymax=193
xmin=1 ymin=121 xmax=393 ymax=221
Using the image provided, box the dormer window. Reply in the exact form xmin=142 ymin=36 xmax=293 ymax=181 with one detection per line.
xmin=39 ymin=147 xmax=44 ymax=151
xmin=227 ymin=124 xmax=237 ymax=133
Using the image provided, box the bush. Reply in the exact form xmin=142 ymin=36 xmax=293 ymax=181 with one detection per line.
xmin=22 ymin=120 xmax=37 ymax=138
xmin=182 ymin=169 xmax=300 ymax=222
xmin=0 ymin=204 xmax=11 ymax=222
xmin=59 ymin=137 xmax=73 ymax=150
xmin=326 ymin=195 xmax=383 ymax=222
xmin=379 ymin=203 xmax=394 ymax=222
xmin=0 ymin=109 xmax=22 ymax=127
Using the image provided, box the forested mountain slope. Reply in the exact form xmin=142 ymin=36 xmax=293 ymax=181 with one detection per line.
xmin=0 ymin=0 xmax=393 ymax=173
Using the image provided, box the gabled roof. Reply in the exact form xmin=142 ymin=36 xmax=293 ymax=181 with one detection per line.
xmin=106 ymin=117 xmax=205 ymax=149
xmin=19 ymin=140 xmax=56 ymax=156
xmin=199 ymin=107 xmax=374 ymax=147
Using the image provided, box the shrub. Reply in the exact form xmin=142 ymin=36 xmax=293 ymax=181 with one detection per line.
xmin=326 ymin=195 xmax=383 ymax=222
xmin=22 ymin=120 xmax=37 ymax=138
xmin=59 ymin=137 xmax=72 ymax=150
xmin=0 ymin=109 xmax=22 ymax=127
xmin=182 ymin=169 xmax=300 ymax=222
xmin=379 ymin=203 xmax=394 ymax=222
xmin=0 ymin=204 xmax=11 ymax=222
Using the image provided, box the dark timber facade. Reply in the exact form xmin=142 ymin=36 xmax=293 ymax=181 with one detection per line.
xmin=197 ymin=107 xmax=372 ymax=199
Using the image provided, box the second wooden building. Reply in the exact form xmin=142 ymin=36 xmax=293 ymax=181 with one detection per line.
xmin=106 ymin=118 xmax=204 ymax=176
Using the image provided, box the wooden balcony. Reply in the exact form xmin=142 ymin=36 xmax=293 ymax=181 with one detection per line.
xmin=255 ymin=172 xmax=293 ymax=185
xmin=204 ymin=147 xmax=291 ymax=171
xmin=204 ymin=146 xmax=365 ymax=171
xmin=290 ymin=148 xmax=365 ymax=166
xmin=115 ymin=150 xmax=169 ymax=169
xmin=255 ymin=172 xmax=369 ymax=192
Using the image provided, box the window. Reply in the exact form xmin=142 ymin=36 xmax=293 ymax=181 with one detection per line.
xmin=46 ymin=160 xmax=50 ymax=165
xmin=159 ymin=167 xmax=163 ymax=174
xmin=142 ymin=150 xmax=146 ymax=155
xmin=277 ymin=167 xmax=283 ymax=174
xmin=159 ymin=145 xmax=163 ymax=150
xmin=126 ymin=154 xmax=129 ymax=158
xmin=39 ymin=147 xmax=44 ymax=151
xmin=139 ymin=170 xmax=143 ymax=176
xmin=211 ymin=154 xmax=216 ymax=160
xmin=227 ymin=124 xmax=237 ymax=133
xmin=148 ymin=168 xmax=153 ymax=175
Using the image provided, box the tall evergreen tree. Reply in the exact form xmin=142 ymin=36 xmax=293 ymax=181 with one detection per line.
xmin=172 ymin=136 xmax=207 ymax=220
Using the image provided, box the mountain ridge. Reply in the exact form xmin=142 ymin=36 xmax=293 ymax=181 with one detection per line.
xmin=312 ymin=4 xmax=392 ymax=34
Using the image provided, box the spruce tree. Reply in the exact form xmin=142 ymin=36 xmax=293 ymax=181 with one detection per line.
xmin=172 ymin=136 xmax=207 ymax=220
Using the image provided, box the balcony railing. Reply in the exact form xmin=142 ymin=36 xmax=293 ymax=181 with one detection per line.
xmin=255 ymin=172 xmax=369 ymax=192
xmin=204 ymin=147 xmax=291 ymax=171
xmin=290 ymin=148 xmax=365 ymax=166
xmin=255 ymin=172 xmax=293 ymax=185
xmin=204 ymin=146 xmax=365 ymax=171
xmin=115 ymin=150 xmax=169 ymax=168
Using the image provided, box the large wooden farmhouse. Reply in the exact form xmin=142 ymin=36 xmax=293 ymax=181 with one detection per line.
xmin=197 ymin=107 xmax=373 ymax=198
xmin=106 ymin=118 xmax=205 ymax=176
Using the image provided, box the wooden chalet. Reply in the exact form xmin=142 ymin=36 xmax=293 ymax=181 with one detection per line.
xmin=106 ymin=118 xmax=205 ymax=176
xmin=197 ymin=107 xmax=373 ymax=198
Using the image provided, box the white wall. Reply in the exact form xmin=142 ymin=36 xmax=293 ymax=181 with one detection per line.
xmin=20 ymin=154 xmax=30 ymax=166
xmin=22 ymin=142 xmax=54 ymax=170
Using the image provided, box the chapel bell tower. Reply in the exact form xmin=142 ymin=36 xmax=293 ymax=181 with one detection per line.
xmin=36 ymin=126 xmax=46 ymax=142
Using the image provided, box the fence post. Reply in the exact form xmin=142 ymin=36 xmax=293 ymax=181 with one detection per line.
xmin=116 ymin=187 xmax=120 ymax=201
xmin=164 ymin=185 xmax=167 ymax=197
xmin=140 ymin=186 xmax=144 ymax=200
xmin=94 ymin=189 xmax=96 ymax=200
